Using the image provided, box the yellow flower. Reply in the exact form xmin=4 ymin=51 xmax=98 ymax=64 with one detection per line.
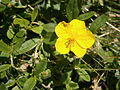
xmin=55 ymin=19 xmax=95 ymax=57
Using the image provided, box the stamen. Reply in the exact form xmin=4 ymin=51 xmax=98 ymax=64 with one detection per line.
xmin=65 ymin=38 xmax=74 ymax=48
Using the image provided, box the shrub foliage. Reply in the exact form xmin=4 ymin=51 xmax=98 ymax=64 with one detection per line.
xmin=0 ymin=0 xmax=120 ymax=90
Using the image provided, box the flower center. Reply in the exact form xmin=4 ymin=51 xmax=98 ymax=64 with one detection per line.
xmin=65 ymin=38 xmax=75 ymax=48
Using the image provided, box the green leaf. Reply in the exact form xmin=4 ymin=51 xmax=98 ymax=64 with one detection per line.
xmin=0 ymin=52 xmax=10 ymax=57
xmin=2 ymin=0 xmax=10 ymax=4
xmin=77 ymin=69 xmax=90 ymax=82
xmin=107 ymin=6 xmax=120 ymax=13
xmin=77 ymin=11 xmax=95 ymax=20
xmin=17 ymin=76 xmax=27 ymax=86
xmin=13 ymin=18 xmax=30 ymax=28
xmin=34 ymin=60 xmax=47 ymax=76
xmin=0 ymin=64 xmax=11 ymax=73
xmin=32 ymin=0 xmax=43 ymax=6
xmin=23 ymin=77 xmax=36 ymax=90
xmin=7 ymin=26 xmax=15 ymax=39
xmin=108 ymin=1 xmax=120 ymax=7
xmin=0 ymin=83 xmax=7 ymax=90
xmin=13 ymin=37 xmax=26 ymax=54
xmin=30 ymin=26 xmax=43 ymax=34
xmin=66 ymin=81 xmax=79 ymax=90
xmin=0 ymin=4 xmax=6 ymax=12
xmin=97 ymin=47 xmax=114 ymax=62
xmin=61 ymin=71 xmax=72 ymax=84
xmin=43 ymin=23 xmax=56 ymax=32
xmin=15 ymin=38 xmax=40 ymax=55
xmin=66 ymin=0 xmax=79 ymax=21
xmin=43 ymin=32 xmax=56 ymax=45
xmin=5 ymin=78 xmax=15 ymax=88
xmin=12 ymin=29 xmax=26 ymax=43
xmin=31 ymin=7 xmax=38 ymax=22
xmin=15 ymin=29 xmax=26 ymax=38
xmin=0 ymin=71 xmax=6 ymax=79
xmin=90 ymin=14 xmax=108 ymax=32
xmin=12 ymin=86 xmax=20 ymax=90
xmin=12 ymin=30 xmax=26 ymax=54
xmin=116 ymin=80 xmax=120 ymax=90
xmin=0 ymin=40 xmax=10 ymax=53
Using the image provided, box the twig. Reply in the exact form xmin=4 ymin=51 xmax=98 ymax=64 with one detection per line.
xmin=74 ymin=68 xmax=120 ymax=71
xmin=79 ymin=58 xmax=109 ymax=89
xmin=94 ymin=73 xmax=104 ymax=90
xmin=106 ymin=22 xmax=120 ymax=32
xmin=98 ymin=32 xmax=111 ymax=37
xmin=93 ymin=58 xmax=104 ymax=67
xmin=10 ymin=55 xmax=21 ymax=70
xmin=31 ymin=22 xmax=40 ymax=25
xmin=80 ymin=58 xmax=100 ymax=75
xmin=28 ymin=5 xmax=34 ymax=10
xmin=96 ymin=73 xmax=104 ymax=86
xmin=41 ymin=83 xmax=51 ymax=89
xmin=109 ymin=14 xmax=120 ymax=17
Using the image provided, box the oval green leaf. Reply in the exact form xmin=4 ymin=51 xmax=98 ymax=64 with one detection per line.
xmin=34 ymin=60 xmax=47 ymax=76
xmin=90 ymin=14 xmax=108 ymax=32
xmin=31 ymin=26 xmax=43 ymax=34
xmin=23 ymin=77 xmax=36 ymax=90
xmin=66 ymin=81 xmax=79 ymax=90
xmin=31 ymin=7 xmax=38 ymax=22
xmin=7 ymin=26 xmax=15 ymax=39
xmin=0 ymin=71 xmax=6 ymax=79
xmin=12 ymin=86 xmax=20 ymax=90
xmin=77 ymin=11 xmax=95 ymax=20
xmin=43 ymin=32 xmax=56 ymax=45
xmin=0 ymin=83 xmax=7 ymax=90
xmin=0 ymin=64 xmax=11 ymax=73
xmin=77 ymin=69 xmax=90 ymax=82
xmin=15 ymin=38 xmax=40 ymax=55
xmin=43 ymin=23 xmax=56 ymax=32
xmin=12 ymin=29 xmax=26 ymax=43
xmin=13 ymin=18 xmax=30 ymax=28
xmin=96 ymin=47 xmax=114 ymax=62
xmin=66 ymin=0 xmax=79 ymax=21
xmin=0 ymin=4 xmax=6 ymax=12
xmin=5 ymin=78 xmax=15 ymax=88
xmin=0 ymin=40 xmax=10 ymax=53
xmin=2 ymin=0 xmax=10 ymax=4
xmin=17 ymin=76 xmax=27 ymax=86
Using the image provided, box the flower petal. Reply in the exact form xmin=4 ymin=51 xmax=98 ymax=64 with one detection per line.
xmin=76 ymin=30 xmax=95 ymax=48
xmin=71 ymin=41 xmax=86 ymax=57
xmin=55 ymin=21 xmax=70 ymax=38
xmin=69 ymin=19 xmax=86 ymax=35
xmin=55 ymin=38 xmax=70 ymax=54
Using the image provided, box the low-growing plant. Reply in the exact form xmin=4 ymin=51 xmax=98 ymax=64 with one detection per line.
xmin=0 ymin=0 xmax=120 ymax=90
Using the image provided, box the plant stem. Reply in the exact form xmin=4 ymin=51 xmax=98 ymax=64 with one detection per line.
xmin=10 ymin=55 xmax=21 ymax=70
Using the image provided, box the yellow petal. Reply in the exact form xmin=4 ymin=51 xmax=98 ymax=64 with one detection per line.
xmin=76 ymin=30 xmax=95 ymax=48
xmin=55 ymin=21 xmax=70 ymax=38
xmin=71 ymin=41 xmax=86 ymax=57
xmin=55 ymin=38 xmax=70 ymax=54
xmin=69 ymin=19 xmax=86 ymax=35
